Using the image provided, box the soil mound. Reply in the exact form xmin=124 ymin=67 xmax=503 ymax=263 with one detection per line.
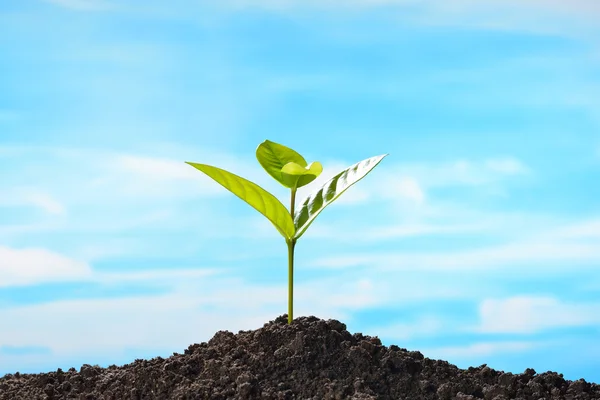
xmin=1 ymin=315 xmax=598 ymax=399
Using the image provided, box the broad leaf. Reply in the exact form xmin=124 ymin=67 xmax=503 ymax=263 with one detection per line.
xmin=280 ymin=161 xmax=323 ymax=189
xmin=293 ymin=154 xmax=388 ymax=240
xmin=186 ymin=162 xmax=295 ymax=240
xmin=256 ymin=140 xmax=308 ymax=188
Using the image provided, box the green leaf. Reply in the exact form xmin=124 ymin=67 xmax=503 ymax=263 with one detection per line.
xmin=280 ymin=161 xmax=323 ymax=189
xmin=293 ymin=154 xmax=388 ymax=240
xmin=256 ymin=140 xmax=308 ymax=188
xmin=186 ymin=162 xmax=295 ymax=240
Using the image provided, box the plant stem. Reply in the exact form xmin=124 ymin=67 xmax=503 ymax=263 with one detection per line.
xmin=290 ymin=188 xmax=296 ymax=226
xmin=288 ymin=188 xmax=297 ymax=324
xmin=287 ymin=239 xmax=295 ymax=324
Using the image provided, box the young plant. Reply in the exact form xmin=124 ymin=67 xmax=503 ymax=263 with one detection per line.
xmin=186 ymin=140 xmax=387 ymax=324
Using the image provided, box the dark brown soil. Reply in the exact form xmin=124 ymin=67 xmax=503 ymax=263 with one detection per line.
xmin=1 ymin=315 xmax=598 ymax=399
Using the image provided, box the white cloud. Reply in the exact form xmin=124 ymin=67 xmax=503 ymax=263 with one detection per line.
xmin=203 ymin=0 xmax=600 ymax=38
xmin=311 ymin=217 xmax=600 ymax=271
xmin=418 ymin=2 xmax=600 ymax=44
xmin=0 ymin=246 xmax=92 ymax=287
xmin=472 ymin=296 xmax=600 ymax=334
xmin=218 ymin=0 xmax=599 ymax=15
xmin=314 ymin=241 xmax=600 ymax=272
xmin=0 ymin=240 xmax=224 ymax=288
xmin=90 ymin=154 xmax=224 ymax=200
xmin=314 ymin=278 xmax=381 ymax=309
xmin=360 ymin=222 xmax=483 ymax=240
xmin=100 ymin=150 xmax=290 ymax=204
xmin=0 ymin=187 xmax=66 ymax=215
xmin=421 ymin=340 xmax=538 ymax=360
xmin=0 ymin=288 xmax=271 ymax=354
xmin=91 ymin=268 xmax=223 ymax=286
xmin=374 ymin=157 xmax=529 ymax=193
xmin=554 ymin=218 xmax=600 ymax=240
xmin=116 ymin=155 xmax=203 ymax=181
xmin=301 ymin=219 xmax=490 ymax=243
xmin=485 ymin=158 xmax=529 ymax=175
xmin=384 ymin=177 xmax=425 ymax=204
xmin=0 ymin=145 xmax=289 ymax=234
xmin=368 ymin=316 xmax=444 ymax=341
xmin=22 ymin=192 xmax=66 ymax=216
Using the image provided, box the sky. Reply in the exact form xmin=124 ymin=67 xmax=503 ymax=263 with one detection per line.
xmin=1 ymin=0 xmax=600 ymax=385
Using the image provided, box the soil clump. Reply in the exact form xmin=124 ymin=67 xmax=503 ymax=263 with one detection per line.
xmin=1 ymin=315 xmax=598 ymax=399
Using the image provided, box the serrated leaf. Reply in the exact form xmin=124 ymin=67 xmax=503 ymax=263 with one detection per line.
xmin=186 ymin=162 xmax=295 ymax=240
xmin=256 ymin=140 xmax=308 ymax=188
xmin=293 ymin=154 xmax=388 ymax=240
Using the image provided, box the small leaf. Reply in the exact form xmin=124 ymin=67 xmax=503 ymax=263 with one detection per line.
xmin=281 ymin=161 xmax=310 ymax=175
xmin=293 ymin=154 xmax=388 ymax=240
xmin=256 ymin=140 xmax=308 ymax=188
xmin=186 ymin=162 xmax=295 ymax=240
xmin=281 ymin=161 xmax=323 ymax=189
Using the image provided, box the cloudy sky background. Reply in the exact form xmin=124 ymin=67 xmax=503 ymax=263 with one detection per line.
xmin=1 ymin=0 xmax=600 ymax=383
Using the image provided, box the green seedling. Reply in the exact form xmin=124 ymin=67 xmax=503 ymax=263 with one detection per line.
xmin=186 ymin=139 xmax=387 ymax=324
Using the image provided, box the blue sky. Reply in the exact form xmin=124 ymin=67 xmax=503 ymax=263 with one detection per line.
xmin=1 ymin=0 xmax=600 ymax=384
